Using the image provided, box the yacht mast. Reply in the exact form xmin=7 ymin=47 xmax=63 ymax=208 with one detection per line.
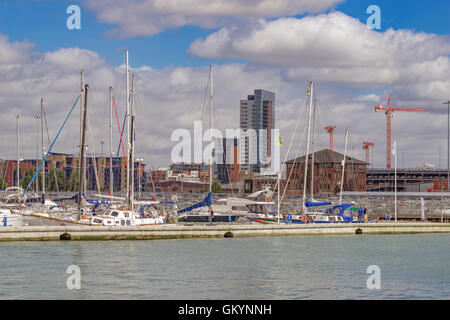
xmin=339 ymin=128 xmax=349 ymax=205
xmin=78 ymin=84 xmax=88 ymax=220
xmin=80 ymin=70 xmax=86 ymax=194
xmin=125 ymin=50 xmax=130 ymax=205
xmin=41 ymin=98 xmax=45 ymax=195
xmin=16 ymin=115 xmax=19 ymax=188
xmin=109 ymin=87 xmax=113 ymax=196
xmin=209 ymin=65 xmax=214 ymax=193
xmin=302 ymin=81 xmax=313 ymax=213
xmin=130 ymin=114 xmax=135 ymax=209
xmin=310 ymin=99 xmax=316 ymax=200
xmin=130 ymin=74 xmax=135 ymax=208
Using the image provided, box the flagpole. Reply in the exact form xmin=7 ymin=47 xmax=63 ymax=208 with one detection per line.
xmin=277 ymin=133 xmax=281 ymax=225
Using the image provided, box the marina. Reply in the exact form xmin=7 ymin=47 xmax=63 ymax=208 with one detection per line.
xmin=1 ymin=0 xmax=449 ymax=303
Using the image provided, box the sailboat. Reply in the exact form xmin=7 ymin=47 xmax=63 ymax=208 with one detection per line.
xmin=174 ymin=66 xmax=246 ymax=223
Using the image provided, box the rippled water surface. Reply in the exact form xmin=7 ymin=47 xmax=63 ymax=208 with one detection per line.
xmin=0 ymin=234 xmax=449 ymax=299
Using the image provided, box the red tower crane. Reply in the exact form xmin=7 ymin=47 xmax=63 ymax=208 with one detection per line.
xmin=375 ymin=97 xmax=427 ymax=169
xmin=325 ymin=125 xmax=336 ymax=150
xmin=362 ymin=142 xmax=374 ymax=164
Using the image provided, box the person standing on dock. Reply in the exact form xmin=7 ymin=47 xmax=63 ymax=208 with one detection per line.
xmin=208 ymin=206 xmax=214 ymax=226
xmin=364 ymin=207 xmax=369 ymax=223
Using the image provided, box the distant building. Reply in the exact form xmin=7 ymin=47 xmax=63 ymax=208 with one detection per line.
xmin=1 ymin=153 xmax=146 ymax=192
xmin=215 ymin=137 xmax=239 ymax=184
xmin=367 ymin=168 xmax=450 ymax=192
xmin=169 ymin=163 xmax=210 ymax=183
xmin=284 ymin=149 xmax=368 ymax=196
xmin=239 ymin=89 xmax=275 ymax=174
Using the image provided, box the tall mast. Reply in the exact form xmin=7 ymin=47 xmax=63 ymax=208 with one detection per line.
xmin=209 ymin=65 xmax=213 ymax=193
xmin=80 ymin=70 xmax=85 ymax=193
xmin=78 ymin=84 xmax=88 ymax=220
xmin=16 ymin=115 xmax=19 ymax=188
xmin=302 ymin=81 xmax=313 ymax=213
xmin=130 ymin=74 xmax=135 ymax=207
xmin=339 ymin=129 xmax=349 ymax=205
xmin=109 ymin=87 xmax=113 ymax=196
xmin=130 ymin=115 xmax=135 ymax=209
xmin=310 ymin=99 xmax=316 ymax=200
xmin=125 ymin=50 xmax=130 ymax=204
xmin=35 ymin=114 xmax=39 ymax=193
xmin=41 ymin=98 xmax=45 ymax=195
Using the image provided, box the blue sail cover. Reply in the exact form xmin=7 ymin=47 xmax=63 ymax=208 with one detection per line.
xmin=82 ymin=193 xmax=111 ymax=206
xmin=305 ymin=198 xmax=332 ymax=207
xmin=177 ymin=193 xmax=212 ymax=214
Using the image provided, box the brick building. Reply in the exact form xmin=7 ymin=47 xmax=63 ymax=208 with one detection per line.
xmin=1 ymin=153 xmax=146 ymax=192
xmin=284 ymin=149 xmax=368 ymax=196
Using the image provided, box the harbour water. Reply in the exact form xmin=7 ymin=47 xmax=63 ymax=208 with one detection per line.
xmin=0 ymin=234 xmax=449 ymax=300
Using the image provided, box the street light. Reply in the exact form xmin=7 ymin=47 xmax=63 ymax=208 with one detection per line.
xmin=445 ymin=100 xmax=450 ymax=192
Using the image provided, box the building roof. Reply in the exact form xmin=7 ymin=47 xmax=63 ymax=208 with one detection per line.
xmin=285 ymin=149 xmax=367 ymax=165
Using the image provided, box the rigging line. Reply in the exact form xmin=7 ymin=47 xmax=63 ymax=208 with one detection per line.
xmin=270 ymin=91 xmax=309 ymax=200
xmin=21 ymin=93 xmax=82 ymax=200
xmin=315 ymin=103 xmax=336 ymax=195
xmin=86 ymin=111 xmax=101 ymax=194
xmin=281 ymin=125 xmax=308 ymax=204
xmin=43 ymin=108 xmax=60 ymax=193
xmin=199 ymin=68 xmax=211 ymax=122
xmin=116 ymin=111 xmax=127 ymax=158
xmin=113 ymin=94 xmax=128 ymax=169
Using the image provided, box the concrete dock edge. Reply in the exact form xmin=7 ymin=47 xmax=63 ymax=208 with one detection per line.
xmin=1 ymin=222 xmax=450 ymax=241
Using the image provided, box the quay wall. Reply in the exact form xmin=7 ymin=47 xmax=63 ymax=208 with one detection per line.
xmin=1 ymin=223 xmax=450 ymax=241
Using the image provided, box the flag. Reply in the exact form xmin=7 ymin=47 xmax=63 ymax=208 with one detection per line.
xmin=392 ymin=140 xmax=397 ymax=155
xmin=279 ymin=135 xmax=282 ymax=146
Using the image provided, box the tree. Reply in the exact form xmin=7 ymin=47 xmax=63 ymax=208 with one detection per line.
xmin=20 ymin=168 xmax=42 ymax=191
xmin=201 ymin=181 xmax=222 ymax=193
xmin=0 ymin=176 xmax=6 ymax=190
xmin=46 ymin=168 xmax=68 ymax=192
xmin=212 ymin=181 xmax=222 ymax=193
xmin=68 ymin=170 xmax=80 ymax=192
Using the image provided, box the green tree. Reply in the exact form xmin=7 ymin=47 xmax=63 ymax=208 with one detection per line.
xmin=46 ymin=168 xmax=68 ymax=192
xmin=20 ymin=168 xmax=42 ymax=191
xmin=68 ymin=170 xmax=80 ymax=192
xmin=211 ymin=181 xmax=222 ymax=193
xmin=200 ymin=181 xmax=222 ymax=193
xmin=0 ymin=176 xmax=6 ymax=190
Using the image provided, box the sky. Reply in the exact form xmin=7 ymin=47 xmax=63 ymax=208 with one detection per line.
xmin=0 ymin=0 xmax=449 ymax=170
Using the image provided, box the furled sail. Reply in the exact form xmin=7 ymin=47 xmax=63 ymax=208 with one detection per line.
xmin=177 ymin=193 xmax=212 ymax=214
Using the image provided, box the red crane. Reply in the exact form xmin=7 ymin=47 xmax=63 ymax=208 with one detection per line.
xmin=362 ymin=142 xmax=374 ymax=164
xmin=375 ymin=97 xmax=427 ymax=169
xmin=325 ymin=125 xmax=336 ymax=150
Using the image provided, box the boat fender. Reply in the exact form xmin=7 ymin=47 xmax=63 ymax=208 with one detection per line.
xmin=301 ymin=215 xmax=307 ymax=224
xmin=60 ymin=231 xmax=72 ymax=240
xmin=224 ymin=231 xmax=233 ymax=238
xmin=355 ymin=228 xmax=363 ymax=235
xmin=3 ymin=216 xmax=7 ymax=227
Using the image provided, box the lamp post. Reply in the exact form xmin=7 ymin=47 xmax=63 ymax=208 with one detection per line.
xmin=444 ymin=100 xmax=450 ymax=192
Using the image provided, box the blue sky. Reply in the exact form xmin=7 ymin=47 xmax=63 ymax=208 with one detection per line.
xmin=1 ymin=0 xmax=449 ymax=69
xmin=0 ymin=0 xmax=449 ymax=168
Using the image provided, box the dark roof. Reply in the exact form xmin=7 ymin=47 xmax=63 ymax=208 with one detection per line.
xmin=285 ymin=149 xmax=368 ymax=165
